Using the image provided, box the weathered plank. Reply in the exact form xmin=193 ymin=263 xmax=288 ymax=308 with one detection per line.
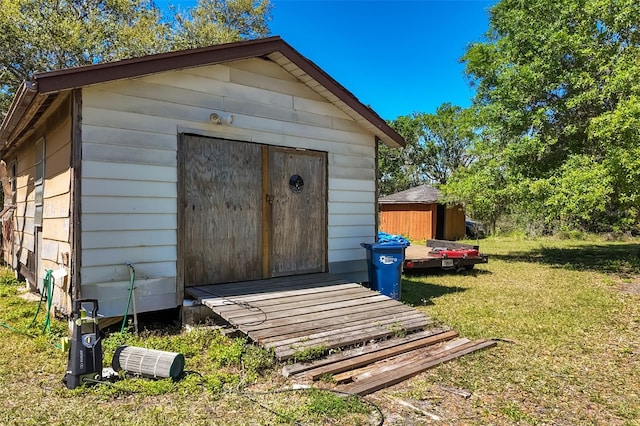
xmin=274 ymin=317 xmax=432 ymax=360
xmin=300 ymin=330 xmax=459 ymax=380
xmin=189 ymin=282 xmax=361 ymax=303
xmin=340 ymin=340 xmax=497 ymax=396
xmin=189 ymin=274 xmax=436 ymax=362
xmin=247 ymin=303 xmax=414 ymax=339
xmin=345 ymin=338 xmax=471 ymax=384
xmin=282 ymin=327 xmax=452 ymax=378
xmin=189 ymin=273 xmax=351 ymax=298
xmin=229 ymin=295 xmax=392 ymax=326
xmin=211 ymin=287 xmax=372 ymax=315
xmin=261 ymin=311 xmax=429 ymax=346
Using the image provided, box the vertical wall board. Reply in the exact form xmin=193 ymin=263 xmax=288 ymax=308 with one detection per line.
xmin=269 ymin=148 xmax=327 ymax=276
xmin=444 ymin=205 xmax=466 ymax=241
xmin=379 ymin=204 xmax=437 ymax=241
xmin=180 ymin=135 xmax=263 ymax=286
xmin=71 ymin=89 xmax=82 ymax=300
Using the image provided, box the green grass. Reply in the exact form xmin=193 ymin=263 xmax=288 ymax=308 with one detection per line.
xmin=399 ymin=236 xmax=640 ymax=425
xmin=1 ymin=236 xmax=639 ymax=424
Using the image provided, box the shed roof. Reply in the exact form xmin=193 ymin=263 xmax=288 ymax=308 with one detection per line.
xmin=378 ymin=184 xmax=442 ymax=204
xmin=0 ymin=36 xmax=405 ymax=154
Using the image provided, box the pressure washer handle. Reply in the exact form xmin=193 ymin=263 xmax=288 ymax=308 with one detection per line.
xmin=73 ymin=298 xmax=99 ymax=318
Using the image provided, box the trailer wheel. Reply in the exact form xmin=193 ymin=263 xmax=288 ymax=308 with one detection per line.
xmin=464 ymin=264 xmax=475 ymax=270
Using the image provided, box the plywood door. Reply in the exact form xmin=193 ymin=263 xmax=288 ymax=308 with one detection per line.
xmin=180 ymin=136 xmax=263 ymax=286
xmin=269 ymin=148 xmax=327 ymax=276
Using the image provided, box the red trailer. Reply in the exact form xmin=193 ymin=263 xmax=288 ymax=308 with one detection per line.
xmin=403 ymin=239 xmax=488 ymax=271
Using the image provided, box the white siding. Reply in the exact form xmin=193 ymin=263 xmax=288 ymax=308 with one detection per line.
xmin=81 ymin=59 xmax=378 ymax=315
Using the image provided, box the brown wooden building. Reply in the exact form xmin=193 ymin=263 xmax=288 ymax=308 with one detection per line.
xmin=379 ymin=185 xmax=465 ymax=241
xmin=0 ymin=37 xmax=405 ymax=318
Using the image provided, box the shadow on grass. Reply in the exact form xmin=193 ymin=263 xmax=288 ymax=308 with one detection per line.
xmin=491 ymin=242 xmax=640 ymax=275
xmin=401 ymin=278 xmax=467 ymax=307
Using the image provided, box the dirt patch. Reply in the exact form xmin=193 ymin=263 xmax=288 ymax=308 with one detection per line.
xmin=615 ymin=276 xmax=640 ymax=296
xmin=18 ymin=290 xmax=41 ymax=302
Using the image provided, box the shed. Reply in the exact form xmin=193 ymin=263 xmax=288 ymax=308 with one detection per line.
xmin=0 ymin=37 xmax=405 ymax=318
xmin=379 ymin=185 xmax=465 ymax=241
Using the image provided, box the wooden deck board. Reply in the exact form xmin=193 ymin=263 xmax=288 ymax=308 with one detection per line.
xmin=187 ymin=273 xmax=436 ymax=360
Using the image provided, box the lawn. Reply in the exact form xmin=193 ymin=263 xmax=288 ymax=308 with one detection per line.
xmin=0 ymin=236 xmax=638 ymax=425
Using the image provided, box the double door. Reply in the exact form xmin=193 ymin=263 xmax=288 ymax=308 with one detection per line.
xmin=180 ymin=135 xmax=327 ymax=286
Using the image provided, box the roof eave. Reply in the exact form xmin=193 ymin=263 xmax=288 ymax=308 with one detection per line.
xmin=378 ymin=200 xmax=439 ymax=204
xmin=0 ymin=81 xmax=38 ymax=149
xmin=2 ymin=36 xmax=406 ymax=153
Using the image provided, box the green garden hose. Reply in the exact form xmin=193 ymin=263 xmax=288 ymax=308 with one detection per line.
xmin=120 ymin=263 xmax=136 ymax=333
xmin=1 ymin=269 xmax=61 ymax=348
xmin=27 ymin=269 xmax=54 ymax=332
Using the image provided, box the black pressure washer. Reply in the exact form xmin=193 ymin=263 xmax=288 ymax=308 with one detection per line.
xmin=63 ymin=299 xmax=103 ymax=389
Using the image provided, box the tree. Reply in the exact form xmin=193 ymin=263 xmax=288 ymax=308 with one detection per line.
xmin=458 ymin=0 xmax=640 ymax=233
xmin=171 ymin=0 xmax=271 ymax=50
xmin=379 ymin=104 xmax=478 ymax=196
xmin=0 ymin=0 xmax=272 ymax=116
xmin=378 ymin=114 xmax=426 ymax=196
xmin=419 ymin=103 xmax=477 ymax=185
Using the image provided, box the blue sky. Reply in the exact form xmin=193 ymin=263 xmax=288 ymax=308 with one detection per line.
xmin=162 ymin=0 xmax=495 ymax=120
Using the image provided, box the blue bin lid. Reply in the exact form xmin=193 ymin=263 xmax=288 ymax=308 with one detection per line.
xmin=361 ymin=242 xmax=406 ymax=250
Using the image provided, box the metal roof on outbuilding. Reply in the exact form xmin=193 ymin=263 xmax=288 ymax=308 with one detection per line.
xmin=378 ymin=184 xmax=442 ymax=204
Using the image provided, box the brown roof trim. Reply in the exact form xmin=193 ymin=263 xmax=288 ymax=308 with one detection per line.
xmin=4 ymin=36 xmax=405 ymax=149
xmin=34 ymin=36 xmax=285 ymax=93
xmin=0 ymin=82 xmax=37 ymax=143
xmin=273 ymin=42 xmax=405 ymax=148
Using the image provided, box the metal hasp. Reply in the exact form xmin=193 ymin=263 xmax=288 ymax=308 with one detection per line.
xmin=63 ymin=299 xmax=103 ymax=389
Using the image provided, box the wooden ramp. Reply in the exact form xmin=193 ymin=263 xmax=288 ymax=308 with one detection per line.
xmin=186 ymin=273 xmax=434 ymax=360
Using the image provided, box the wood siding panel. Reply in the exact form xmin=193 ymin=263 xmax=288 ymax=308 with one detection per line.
xmin=140 ymin=71 xmax=295 ymax=109
xmin=44 ymin=169 xmax=71 ymax=198
xmin=229 ymin=66 xmax=323 ymax=100
xmin=82 ymin=125 xmax=177 ymax=151
xmin=379 ymin=204 xmax=437 ymax=241
xmin=83 ymin=107 xmax=179 ymax=134
xmin=42 ymin=100 xmax=71 ymax=258
xmin=83 ymin=246 xmax=176 ymax=268
xmin=81 ymin=213 xmax=176 ymax=231
xmin=43 ymin=193 xmax=70 ymax=218
xmin=328 ymin=190 xmax=375 ymax=203
xmin=95 ymin=80 xmax=226 ymax=111
xmin=225 ymin=58 xmax=296 ymax=82
xmin=42 ymin=218 xmax=70 ymax=241
xmin=328 ymin=225 xmax=375 ymax=239
xmin=293 ymin=97 xmax=352 ymax=120
xmin=83 ymin=178 xmax=176 ymax=198
xmin=82 ymin=230 xmax=176 ymax=249
xmin=82 ymin=161 xmax=176 ymax=182
xmin=328 ymin=202 xmax=372 ymax=215
xmin=83 ymin=142 xmax=176 ymax=166
xmin=82 ymin=196 xmax=175 ymax=214
xmin=82 ymin=261 xmax=176 ymax=284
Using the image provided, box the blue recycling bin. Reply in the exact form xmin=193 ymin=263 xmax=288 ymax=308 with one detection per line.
xmin=361 ymin=242 xmax=405 ymax=300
